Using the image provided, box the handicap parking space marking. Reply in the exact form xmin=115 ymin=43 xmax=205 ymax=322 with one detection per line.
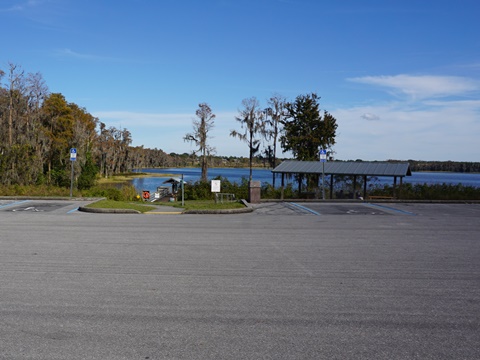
xmin=332 ymin=204 xmax=389 ymax=215
xmin=1 ymin=200 xmax=94 ymax=214
xmin=8 ymin=202 xmax=72 ymax=213
xmin=0 ymin=200 xmax=31 ymax=210
xmin=13 ymin=206 xmax=43 ymax=212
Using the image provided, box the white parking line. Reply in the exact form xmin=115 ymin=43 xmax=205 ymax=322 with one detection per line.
xmin=365 ymin=203 xmax=416 ymax=215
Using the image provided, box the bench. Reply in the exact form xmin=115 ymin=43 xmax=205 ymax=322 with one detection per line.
xmin=215 ymin=193 xmax=236 ymax=203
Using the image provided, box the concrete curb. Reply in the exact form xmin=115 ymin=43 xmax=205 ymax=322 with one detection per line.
xmin=145 ymin=212 xmax=184 ymax=215
xmin=78 ymin=206 xmax=141 ymax=214
xmin=183 ymin=207 xmax=254 ymax=215
xmin=0 ymin=196 xmax=105 ymax=201
xmin=78 ymin=199 xmax=254 ymax=215
xmin=259 ymin=198 xmax=480 ymax=204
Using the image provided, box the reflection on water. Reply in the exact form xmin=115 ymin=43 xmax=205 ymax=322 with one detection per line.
xmin=134 ymin=177 xmax=146 ymax=190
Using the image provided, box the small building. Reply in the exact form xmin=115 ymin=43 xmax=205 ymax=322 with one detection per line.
xmin=162 ymin=177 xmax=182 ymax=199
xmin=272 ymin=161 xmax=412 ymax=200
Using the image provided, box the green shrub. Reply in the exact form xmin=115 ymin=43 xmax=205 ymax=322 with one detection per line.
xmin=82 ymin=184 xmax=137 ymax=201
xmin=182 ymin=180 xmax=211 ymax=200
xmin=261 ymin=183 xmax=296 ymax=199
xmin=120 ymin=184 xmax=138 ymax=201
xmin=370 ymin=182 xmax=480 ymax=200
xmin=0 ymin=184 xmax=71 ymax=197
xmin=77 ymin=153 xmax=98 ymax=190
xmin=180 ymin=177 xmax=299 ymax=201
xmin=180 ymin=176 xmax=250 ymax=201
xmin=50 ymin=169 xmax=70 ymax=188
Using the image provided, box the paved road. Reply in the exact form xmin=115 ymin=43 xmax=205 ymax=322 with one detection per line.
xmin=1 ymin=201 xmax=479 ymax=359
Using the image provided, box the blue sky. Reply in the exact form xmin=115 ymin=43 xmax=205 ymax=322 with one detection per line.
xmin=2 ymin=0 xmax=480 ymax=161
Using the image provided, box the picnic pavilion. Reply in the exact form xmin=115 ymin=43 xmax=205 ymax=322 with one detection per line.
xmin=271 ymin=161 xmax=412 ymax=200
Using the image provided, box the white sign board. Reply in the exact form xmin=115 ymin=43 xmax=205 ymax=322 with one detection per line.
xmin=70 ymin=148 xmax=77 ymax=161
xmin=211 ymin=180 xmax=221 ymax=193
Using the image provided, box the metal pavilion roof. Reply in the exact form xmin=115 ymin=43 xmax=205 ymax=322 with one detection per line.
xmin=272 ymin=161 xmax=412 ymax=177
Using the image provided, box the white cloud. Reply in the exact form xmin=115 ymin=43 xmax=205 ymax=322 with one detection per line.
xmin=93 ymin=110 xmax=249 ymax=156
xmin=0 ymin=0 xmax=49 ymax=12
xmin=93 ymin=84 xmax=480 ymax=161
xmin=361 ymin=113 xmax=380 ymax=121
xmin=335 ymin=73 xmax=480 ymax=160
xmin=423 ymin=99 xmax=480 ymax=108
xmin=0 ymin=4 xmax=23 ymax=11
xmin=348 ymin=74 xmax=478 ymax=100
xmin=55 ymin=48 xmax=95 ymax=60
xmin=331 ymin=100 xmax=480 ymax=161
xmin=93 ymin=111 xmax=193 ymax=128
xmin=54 ymin=48 xmax=123 ymax=62
xmin=53 ymin=48 xmax=149 ymax=64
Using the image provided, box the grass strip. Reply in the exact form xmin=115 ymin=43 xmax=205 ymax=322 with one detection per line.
xmin=86 ymin=199 xmax=156 ymax=213
xmin=85 ymin=199 xmax=246 ymax=213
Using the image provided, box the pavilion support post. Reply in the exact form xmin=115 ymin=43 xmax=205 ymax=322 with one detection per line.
xmin=353 ymin=175 xmax=357 ymax=199
xmin=330 ymin=174 xmax=334 ymax=199
xmin=281 ymin=173 xmax=285 ymax=200
xmin=399 ymin=176 xmax=403 ymax=199
xmin=298 ymin=174 xmax=302 ymax=196
xmin=363 ymin=176 xmax=367 ymax=199
xmin=393 ymin=176 xmax=397 ymax=198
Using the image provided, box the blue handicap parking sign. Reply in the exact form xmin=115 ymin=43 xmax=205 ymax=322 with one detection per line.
xmin=320 ymin=149 xmax=327 ymax=162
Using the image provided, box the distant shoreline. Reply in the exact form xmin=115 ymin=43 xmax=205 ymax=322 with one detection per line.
xmin=98 ymin=172 xmax=178 ymax=185
xmin=136 ymin=165 xmax=480 ymax=174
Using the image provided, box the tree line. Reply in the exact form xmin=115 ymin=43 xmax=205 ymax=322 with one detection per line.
xmin=3 ymin=63 xmax=475 ymax=191
xmin=0 ymin=63 xmax=193 ymax=188
xmin=407 ymin=160 xmax=480 ymax=173
xmin=185 ymin=93 xmax=338 ymax=186
xmin=3 ymin=63 xmax=323 ymax=190
xmin=5 ymin=64 xmax=332 ymax=189
xmin=342 ymin=159 xmax=480 ymax=173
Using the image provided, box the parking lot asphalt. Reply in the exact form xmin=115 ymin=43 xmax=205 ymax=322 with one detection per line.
xmin=1 ymin=200 xmax=479 ymax=359
xmin=0 ymin=199 xmax=93 ymax=215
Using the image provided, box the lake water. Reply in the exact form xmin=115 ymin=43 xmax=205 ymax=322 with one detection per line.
xmin=132 ymin=167 xmax=480 ymax=193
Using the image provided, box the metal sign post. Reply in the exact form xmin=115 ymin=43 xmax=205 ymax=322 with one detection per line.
xmin=181 ymin=174 xmax=185 ymax=207
xmin=320 ymin=149 xmax=327 ymax=200
xmin=70 ymin=148 xmax=77 ymax=198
